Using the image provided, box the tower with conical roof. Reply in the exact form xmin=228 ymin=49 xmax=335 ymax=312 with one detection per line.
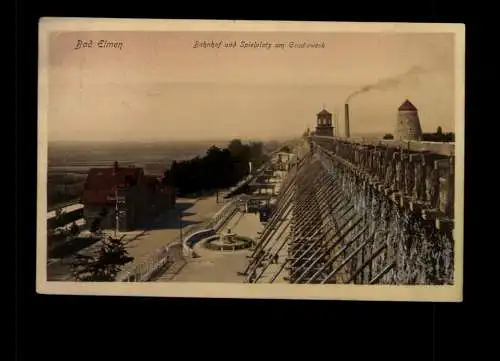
xmin=315 ymin=108 xmax=334 ymax=137
xmin=395 ymin=99 xmax=422 ymax=141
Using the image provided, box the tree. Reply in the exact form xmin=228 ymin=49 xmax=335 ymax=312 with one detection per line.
xmin=162 ymin=139 xmax=268 ymax=197
xmin=422 ymin=130 xmax=454 ymax=142
xmin=280 ymin=145 xmax=291 ymax=153
xmin=436 ymin=126 xmax=443 ymax=136
xmin=228 ymin=139 xmax=244 ymax=157
xmin=383 ymin=133 xmax=394 ymax=140
xmin=70 ymin=235 xmax=134 ymax=281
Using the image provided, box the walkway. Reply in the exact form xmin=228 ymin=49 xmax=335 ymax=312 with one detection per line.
xmin=252 ymin=216 xmax=291 ymax=284
xmin=159 ymin=212 xmax=264 ymax=283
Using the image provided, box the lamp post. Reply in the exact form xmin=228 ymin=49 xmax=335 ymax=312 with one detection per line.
xmin=113 ymin=188 xmax=126 ymax=239
xmin=179 ymin=207 xmax=185 ymax=259
xmin=179 ymin=208 xmax=183 ymax=242
xmin=114 ymin=188 xmax=119 ymax=238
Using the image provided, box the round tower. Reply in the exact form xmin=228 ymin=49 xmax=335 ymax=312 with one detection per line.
xmin=396 ymin=99 xmax=422 ymax=141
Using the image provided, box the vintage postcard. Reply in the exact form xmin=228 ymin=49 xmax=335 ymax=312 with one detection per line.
xmin=37 ymin=18 xmax=465 ymax=301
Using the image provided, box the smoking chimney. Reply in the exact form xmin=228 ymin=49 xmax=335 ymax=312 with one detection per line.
xmin=344 ymin=103 xmax=351 ymax=138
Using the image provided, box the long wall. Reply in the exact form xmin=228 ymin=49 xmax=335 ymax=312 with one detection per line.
xmin=283 ymin=136 xmax=456 ymax=284
xmin=310 ymin=135 xmax=455 ymax=224
xmin=312 ymin=135 xmax=454 ymax=156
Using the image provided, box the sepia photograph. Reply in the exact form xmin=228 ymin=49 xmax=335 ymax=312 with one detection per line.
xmin=37 ymin=18 xmax=465 ymax=301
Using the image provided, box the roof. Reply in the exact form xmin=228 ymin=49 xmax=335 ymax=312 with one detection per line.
xmin=398 ymin=99 xmax=418 ymax=111
xmin=317 ymin=109 xmax=332 ymax=116
xmin=82 ymin=165 xmax=143 ymax=205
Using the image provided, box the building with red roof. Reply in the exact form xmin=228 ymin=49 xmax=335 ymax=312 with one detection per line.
xmin=82 ymin=161 xmax=176 ymax=231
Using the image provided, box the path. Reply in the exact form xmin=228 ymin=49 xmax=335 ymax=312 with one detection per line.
xmin=252 ymin=215 xmax=291 ymax=283
xmin=159 ymin=212 xmax=264 ymax=283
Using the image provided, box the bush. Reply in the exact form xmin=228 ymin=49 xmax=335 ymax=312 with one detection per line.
xmin=70 ymin=235 xmax=134 ymax=281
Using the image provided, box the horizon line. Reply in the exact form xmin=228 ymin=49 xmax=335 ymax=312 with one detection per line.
xmin=48 ymin=137 xmax=293 ymax=144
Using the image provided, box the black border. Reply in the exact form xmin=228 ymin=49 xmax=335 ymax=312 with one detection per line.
xmin=16 ymin=1 xmax=478 ymax=359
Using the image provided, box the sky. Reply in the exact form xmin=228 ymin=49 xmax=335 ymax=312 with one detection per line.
xmin=45 ymin=30 xmax=456 ymax=142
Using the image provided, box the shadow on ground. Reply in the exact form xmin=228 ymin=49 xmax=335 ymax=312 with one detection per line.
xmin=176 ymin=201 xmax=196 ymax=212
xmin=144 ymin=218 xmax=203 ymax=231
xmin=142 ymin=201 xmax=205 ymax=231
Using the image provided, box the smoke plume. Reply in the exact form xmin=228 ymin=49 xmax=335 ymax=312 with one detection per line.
xmin=345 ymin=65 xmax=428 ymax=103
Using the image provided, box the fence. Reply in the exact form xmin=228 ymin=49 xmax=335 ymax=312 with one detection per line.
xmin=117 ymin=194 xmax=242 ymax=282
xmin=120 ymin=242 xmax=184 ymax=282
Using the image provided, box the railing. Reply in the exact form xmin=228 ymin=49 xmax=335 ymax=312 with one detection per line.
xmin=120 ymin=242 xmax=184 ymax=282
xmin=117 ymin=194 xmax=242 ymax=282
xmin=223 ymin=162 xmax=272 ymax=198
